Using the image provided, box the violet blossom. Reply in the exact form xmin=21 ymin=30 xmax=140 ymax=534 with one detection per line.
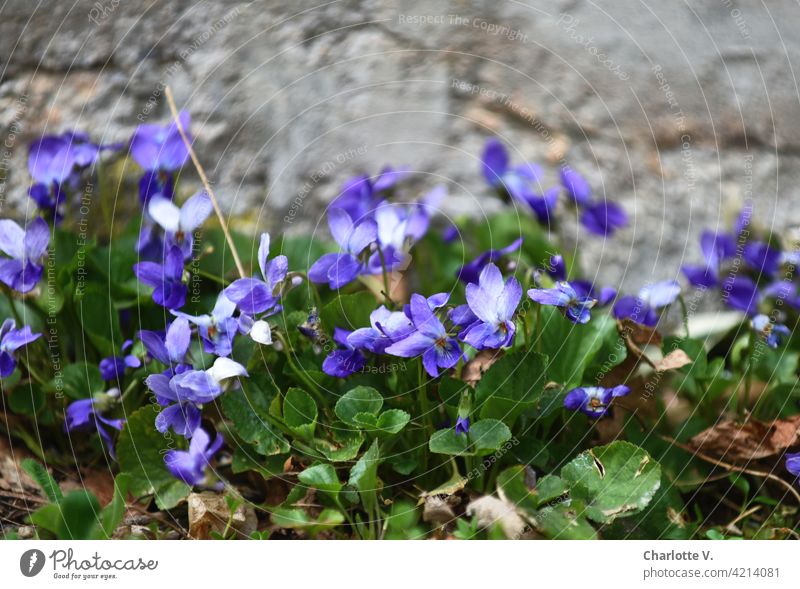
xmin=457 ymin=237 xmax=522 ymax=285
xmin=147 ymin=191 xmax=213 ymax=259
xmin=613 ymin=280 xmax=681 ymax=327
xmin=322 ymin=328 xmax=367 ymax=378
xmin=459 ymin=263 xmax=521 ymax=350
xmin=0 ymin=217 xmax=50 ymax=293
xmin=385 ymin=293 xmax=462 ymax=377
xmin=564 ymin=385 xmax=630 ymax=418
xmin=133 ymin=245 xmax=186 ymax=309
xmin=0 ymin=319 xmax=42 ymax=378
xmin=527 ymin=281 xmax=597 ymax=324
xmin=99 ymin=340 xmax=141 ymax=382
xmin=164 ymin=427 xmax=224 ymax=487
xmin=224 ymin=232 xmax=288 ymax=315
xmin=308 ymin=209 xmax=377 ymax=289
xmin=64 ymin=390 xmax=125 ymax=458
xmin=751 ymin=314 xmax=790 ymax=349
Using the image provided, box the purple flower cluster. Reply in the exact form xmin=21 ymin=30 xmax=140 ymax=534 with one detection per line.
xmin=682 ymin=210 xmax=796 ymax=316
xmin=322 ymin=263 xmax=522 ymax=379
xmin=480 ymin=139 xmax=628 ymax=237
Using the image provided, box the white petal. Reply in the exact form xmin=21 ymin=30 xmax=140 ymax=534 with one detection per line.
xmin=148 ymin=196 xmax=181 ymax=233
xmin=206 ymin=356 xmax=248 ymax=383
xmin=249 ymin=319 xmax=272 ymax=345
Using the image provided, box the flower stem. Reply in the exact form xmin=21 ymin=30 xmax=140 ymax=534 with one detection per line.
xmin=164 ymin=86 xmax=246 ymax=279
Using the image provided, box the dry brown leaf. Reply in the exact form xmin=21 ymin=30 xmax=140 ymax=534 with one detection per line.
xmin=654 ymin=349 xmax=693 ymax=372
xmin=689 ymin=416 xmax=800 ymax=462
xmin=461 ymin=349 xmax=504 ymax=387
xmin=188 ymin=492 xmax=257 ymax=540
xmin=617 ymin=319 xmax=662 ymax=347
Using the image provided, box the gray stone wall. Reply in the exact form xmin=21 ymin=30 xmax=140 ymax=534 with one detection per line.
xmin=1 ymin=0 xmax=799 ymax=291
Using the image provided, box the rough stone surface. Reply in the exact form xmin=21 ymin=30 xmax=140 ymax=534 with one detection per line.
xmin=1 ymin=0 xmax=799 ymax=292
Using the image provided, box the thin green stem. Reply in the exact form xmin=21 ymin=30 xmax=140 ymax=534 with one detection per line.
xmin=677 ymin=295 xmax=691 ymax=338
xmin=743 ymin=329 xmax=757 ymax=417
xmin=275 ymin=332 xmax=326 ymax=407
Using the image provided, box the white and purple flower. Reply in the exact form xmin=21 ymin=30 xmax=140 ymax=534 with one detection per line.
xmin=458 ymin=263 xmax=521 ymax=350
xmin=0 ymin=217 xmax=50 ymax=293
xmin=385 ymin=293 xmax=462 ymax=378
xmin=613 ymin=280 xmax=681 ymax=327
xmin=224 ymin=232 xmax=289 ymax=316
xmin=146 ymin=357 xmax=248 ymax=438
xmin=64 ymin=389 xmax=125 ymax=458
xmin=751 ymin=314 xmax=791 ymax=349
xmin=99 ymin=340 xmax=141 ymax=382
xmin=147 ymin=191 xmax=213 ymax=259
xmin=0 ymin=319 xmax=42 ymax=378
xmin=564 ymin=385 xmax=630 ymax=418
xmin=527 ymin=281 xmax=596 ymax=324
xmin=308 ymin=209 xmax=377 ymax=289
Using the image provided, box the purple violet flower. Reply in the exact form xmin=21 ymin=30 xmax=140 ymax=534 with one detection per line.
xmin=322 ymin=328 xmax=368 ymax=378
xmin=64 ymin=390 xmax=125 ymax=458
xmin=743 ymin=241 xmax=781 ymax=277
xmin=527 ymin=281 xmax=597 ymax=324
xmin=460 ymin=264 xmax=521 ymax=350
xmin=751 ymin=314 xmax=791 ymax=348
xmin=0 ymin=319 xmax=42 ymax=378
xmin=308 ymin=209 xmax=377 ymax=289
xmin=146 ymin=357 xmax=247 ymax=438
xmin=570 ymin=280 xmax=617 ymax=307
xmin=455 ymin=416 xmax=470 ymax=435
xmin=612 ymin=280 xmax=681 ymax=327
xmin=481 ymin=139 xmax=556 ymax=224
xmin=579 ymin=200 xmax=628 ymax=237
xmin=172 ymin=293 xmax=242 ymax=357
xmin=347 ymin=305 xmax=414 ymax=354
xmin=99 ymin=340 xmax=141 ymax=382
xmin=130 ymin=111 xmax=191 ymax=173
xmin=722 ymin=275 xmax=761 ymax=315
xmin=564 ymin=385 xmax=630 ymax=418
xmin=133 ymin=245 xmax=186 ymax=309
xmin=224 ymin=232 xmax=289 ymax=315
xmin=681 ymin=230 xmax=735 ymax=288
xmin=457 ymin=237 xmax=523 ymax=285
xmin=385 ymin=293 xmax=462 ymax=377
xmin=546 ymin=254 xmax=567 ymax=281
xmin=560 ymin=167 xmax=592 ymax=207
xmin=0 ymin=217 xmax=49 ymax=293
xmin=138 ymin=316 xmax=192 ymax=373
xmin=786 ymin=452 xmax=800 ymax=480
xmin=147 ymin=192 xmax=213 ymax=259
xmin=164 ymin=427 xmax=224 ymax=487
xmin=331 ymin=166 xmax=410 ymax=221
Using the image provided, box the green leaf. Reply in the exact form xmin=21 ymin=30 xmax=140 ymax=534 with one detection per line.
xmin=298 ymin=464 xmax=342 ymax=501
xmin=468 ymin=419 xmax=513 ymax=454
xmin=334 ymin=386 xmax=383 ymax=426
xmin=349 ymin=439 xmax=380 ymax=517
xmin=283 ymin=387 xmax=318 ymax=439
xmin=314 ymin=425 xmax=365 ymax=462
xmin=540 ymin=307 xmax=615 ymax=388
xmin=74 ymin=284 xmax=122 ymax=357
xmin=474 ymin=351 xmax=546 ymax=425
xmin=428 ymin=429 xmax=469 ymax=455
xmin=375 ymin=409 xmax=410 ymax=436
xmin=220 ymin=389 xmax=290 ymax=456
xmin=429 ymin=419 xmax=512 ymax=456
xmin=22 ymin=458 xmax=63 ymax=503
xmin=30 ymin=490 xmax=100 ymax=539
xmin=560 ymin=441 xmax=661 ymax=524
xmin=9 ymin=385 xmax=45 ymax=415
xmin=496 ymin=466 xmax=538 ymax=513
xmin=100 ymin=474 xmax=131 ymax=539
xmin=117 ymin=407 xmax=190 ymax=510
xmin=320 ymin=292 xmax=378 ymax=334
xmin=59 ymin=362 xmax=106 ymax=400
xmin=535 ymin=501 xmax=598 ymax=540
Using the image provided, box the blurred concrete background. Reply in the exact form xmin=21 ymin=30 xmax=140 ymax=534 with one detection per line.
xmin=1 ymin=0 xmax=799 ymax=292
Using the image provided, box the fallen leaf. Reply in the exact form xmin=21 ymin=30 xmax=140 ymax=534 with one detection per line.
xmin=461 ymin=349 xmax=504 ymax=387
xmin=465 ymin=495 xmax=528 ymax=539
xmin=689 ymin=416 xmax=800 ymax=462
xmin=617 ymin=319 xmax=662 ymax=347
xmin=188 ymin=492 xmax=257 ymax=539
xmin=654 ymin=349 xmax=693 ymax=372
